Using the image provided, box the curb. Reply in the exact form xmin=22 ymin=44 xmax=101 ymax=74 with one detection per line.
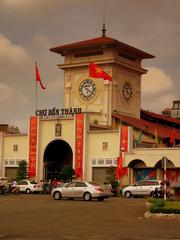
xmin=144 ymin=211 xmax=180 ymax=219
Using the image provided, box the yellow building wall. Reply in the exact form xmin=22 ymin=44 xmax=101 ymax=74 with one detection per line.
xmin=85 ymin=130 xmax=119 ymax=181
xmin=3 ymin=134 xmax=28 ymax=159
xmin=37 ymin=118 xmax=75 ymax=180
xmin=125 ymin=148 xmax=180 ymax=168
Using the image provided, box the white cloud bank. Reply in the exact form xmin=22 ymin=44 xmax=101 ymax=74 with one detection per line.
xmin=0 ymin=34 xmax=31 ymax=69
xmin=141 ymin=67 xmax=176 ymax=113
xmin=0 ymin=83 xmax=29 ymax=105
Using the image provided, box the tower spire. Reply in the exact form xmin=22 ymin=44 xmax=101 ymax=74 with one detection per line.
xmin=101 ymin=0 xmax=106 ymax=37
xmin=102 ymin=23 xmax=106 ymax=37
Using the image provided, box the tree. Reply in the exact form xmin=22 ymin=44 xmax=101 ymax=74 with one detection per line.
xmin=16 ymin=160 xmax=28 ymax=181
xmin=58 ymin=166 xmax=75 ymax=182
xmin=105 ymin=166 xmax=119 ymax=196
xmin=106 ymin=166 xmax=116 ymax=184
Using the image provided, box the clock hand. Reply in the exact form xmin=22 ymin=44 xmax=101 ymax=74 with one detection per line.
xmin=84 ymin=85 xmax=92 ymax=93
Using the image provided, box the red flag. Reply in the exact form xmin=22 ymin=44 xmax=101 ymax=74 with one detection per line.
xmin=170 ymin=128 xmax=176 ymax=145
xmin=89 ymin=62 xmax=112 ymax=81
xmin=116 ymin=155 xmax=128 ymax=179
xmin=35 ymin=62 xmax=46 ymax=90
xmin=116 ymin=155 xmax=123 ymax=179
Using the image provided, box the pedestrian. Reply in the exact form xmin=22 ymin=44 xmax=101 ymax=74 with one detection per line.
xmin=51 ymin=178 xmax=58 ymax=188
xmin=11 ymin=179 xmax=19 ymax=194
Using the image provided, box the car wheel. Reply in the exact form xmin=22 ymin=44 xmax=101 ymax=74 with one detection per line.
xmin=97 ymin=197 xmax=104 ymax=201
xmin=83 ymin=192 xmax=92 ymax=201
xmin=54 ymin=191 xmax=61 ymax=200
xmin=26 ymin=188 xmax=31 ymax=194
xmin=125 ymin=191 xmax=131 ymax=198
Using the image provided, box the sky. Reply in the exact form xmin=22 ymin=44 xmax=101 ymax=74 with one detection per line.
xmin=0 ymin=0 xmax=179 ymax=132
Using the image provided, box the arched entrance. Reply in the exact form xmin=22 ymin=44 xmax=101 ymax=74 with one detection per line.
xmin=43 ymin=140 xmax=73 ymax=180
xmin=154 ymin=159 xmax=178 ymax=185
xmin=128 ymin=159 xmax=157 ymax=182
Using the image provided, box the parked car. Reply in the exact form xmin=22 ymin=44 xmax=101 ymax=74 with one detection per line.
xmin=17 ymin=180 xmax=43 ymax=194
xmin=122 ymin=180 xmax=162 ymax=198
xmin=51 ymin=181 xmax=111 ymax=201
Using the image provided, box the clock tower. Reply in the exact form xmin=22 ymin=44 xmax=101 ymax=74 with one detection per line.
xmin=50 ymin=31 xmax=154 ymax=127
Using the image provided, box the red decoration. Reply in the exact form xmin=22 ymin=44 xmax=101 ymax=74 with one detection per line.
xmin=28 ymin=116 xmax=38 ymax=178
xmin=35 ymin=62 xmax=46 ymax=90
xmin=75 ymin=114 xmax=84 ymax=180
xmin=89 ymin=62 xmax=112 ymax=81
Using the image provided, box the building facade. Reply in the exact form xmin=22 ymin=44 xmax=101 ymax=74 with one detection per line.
xmin=0 ymin=32 xmax=180 ymax=186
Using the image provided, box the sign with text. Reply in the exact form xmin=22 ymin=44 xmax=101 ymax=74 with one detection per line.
xmin=28 ymin=116 xmax=38 ymax=178
xmin=36 ymin=107 xmax=82 ymax=118
xmin=75 ymin=114 xmax=84 ymax=180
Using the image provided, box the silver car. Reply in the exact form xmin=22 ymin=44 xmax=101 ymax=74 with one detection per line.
xmin=122 ymin=180 xmax=161 ymax=198
xmin=51 ymin=181 xmax=111 ymax=201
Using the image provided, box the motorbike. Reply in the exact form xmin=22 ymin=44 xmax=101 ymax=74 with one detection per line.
xmin=150 ymin=186 xmax=169 ymax=198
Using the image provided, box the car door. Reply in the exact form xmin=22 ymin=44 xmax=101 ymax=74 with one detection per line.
xmin=61 ymin=182 xmax=76 ymax=198
xmin=74 ymin=182 xmax=87 ymax=198
xmin=17 ymin=180 xmax=28 ymax=192
xmin=133 ymin=181 xmax=146 ymax=195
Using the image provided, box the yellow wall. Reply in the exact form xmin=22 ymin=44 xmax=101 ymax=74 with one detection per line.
xmin=37 ymin=117 xmax=75 ymax=180
xmin=85 ymin=130 xmax=119 ymax=181
xmin=3 ymin=134 xmax=28 ymax=159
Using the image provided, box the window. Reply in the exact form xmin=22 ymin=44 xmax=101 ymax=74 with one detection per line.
xmin=74 ymin=51 xmax=103 ymax=58
xmin=55 ymin=123 xmax=62 ymax=137
xmin=102 ymin=142 xmax=108 ymax=150
xmin=13 ymin=144 xmax=18 ymax=151
xmin=9 ymin=160 xmax=15 ymax=165
xmin=75 ymin=182 xmax=87 ymax=187
xmin=66 ymin=182 xmax=76 ymax=188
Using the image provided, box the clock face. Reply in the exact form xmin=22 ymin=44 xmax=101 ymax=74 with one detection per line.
xmin=122 ymin=82 xmax=133 ymax=101
xmin=79 ymin=79 xmax=96 ymax=100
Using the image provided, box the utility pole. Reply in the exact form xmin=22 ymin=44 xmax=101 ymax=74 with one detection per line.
xmin=163 ymin=156 xmax=167 ymax=201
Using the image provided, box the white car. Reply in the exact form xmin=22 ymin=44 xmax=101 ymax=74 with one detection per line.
xmin=17 ymin=180 xmax=43 ymax=194
xmin=122 ymin=180 xmax=162 ymax=198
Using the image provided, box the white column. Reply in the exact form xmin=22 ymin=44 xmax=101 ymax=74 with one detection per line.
xmin=163 ymin=156 xmax=167 ymax=201
xmin=103 ymin=80 xmax=110 ymax=126
xmin=65 ymin=82 xmax=71 ymax=108
xmin=0 ymin=132 xmax=4 ymax=176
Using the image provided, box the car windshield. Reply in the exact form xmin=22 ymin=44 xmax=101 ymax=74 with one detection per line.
xmin=30 ymin=181 xmax=37 ymax=184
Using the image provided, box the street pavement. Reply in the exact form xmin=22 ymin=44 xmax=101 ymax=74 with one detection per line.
xmin=0 ymin=194 xmax=180 ymax=240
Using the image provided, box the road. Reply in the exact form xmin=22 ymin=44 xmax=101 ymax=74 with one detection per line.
xmin=0 ymin=194 xmax=180 ymax=240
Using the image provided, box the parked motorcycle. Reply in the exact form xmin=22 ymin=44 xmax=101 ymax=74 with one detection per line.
xmin=150 ymin=186 xmax=169 ymax=198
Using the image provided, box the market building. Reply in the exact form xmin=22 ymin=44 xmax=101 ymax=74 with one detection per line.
xmin=0 ymin=29 xmax=180 ymax=186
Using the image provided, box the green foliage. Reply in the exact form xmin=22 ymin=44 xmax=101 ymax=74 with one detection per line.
xmin=58 ymin=166 xmax=75 ymax=182
xmin=105 ymin=167 xmax=119 ymax=195
xmin=106 ymin=166 xmax=116 ymax=184
xmin=173 ymin=187 xmax=180 ymax=193
xmin=16 ymin=160 xmax=28 ymax=181
xmin=149 ymin=199 xmax=180 ymax=214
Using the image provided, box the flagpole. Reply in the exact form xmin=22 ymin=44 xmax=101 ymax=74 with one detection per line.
xmin=36 ymin=81 xmax=38 ymax=113
xmin=163 ymin=156 xmax=167 ymax=201
xmin=35 ymin=62 xmax=38 ymax=114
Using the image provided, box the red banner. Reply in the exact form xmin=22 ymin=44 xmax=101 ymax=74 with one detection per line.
xmin=116 ymin=126 xmax=128 ymax=179
xmin=28 ymin=116 xmax=38 ymax=178
xmin=121 ymin=126 xmax=128 ymax=152
xmin=75 ymin=114 xmax=84 ymax=180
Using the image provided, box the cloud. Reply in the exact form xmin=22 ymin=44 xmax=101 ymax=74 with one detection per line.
xmin=141 ymin=67 xmax=177 ymax=112
xmin=1 ymin=0 xmax=52 ymax=9
xmin=0 ymin=34 xmax=31 ymax=69
xmin=0 ymin=83 xmax=29 ymax=105
xmin=142 ymin=67 xmax=173 ymax=95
